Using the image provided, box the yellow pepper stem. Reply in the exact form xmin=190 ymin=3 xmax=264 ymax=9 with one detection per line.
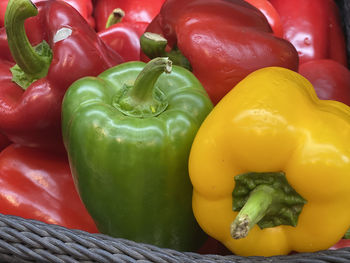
xmin=231 ymin=172 xmax=307 ymax=240
xmin=231 ymin=185 xmax=276 ymax=239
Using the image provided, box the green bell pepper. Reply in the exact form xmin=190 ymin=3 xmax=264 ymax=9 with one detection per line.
xmin=61 ymin=57 xmax=213 ymax=251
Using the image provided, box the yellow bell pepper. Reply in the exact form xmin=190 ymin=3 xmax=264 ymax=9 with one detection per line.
xmin=188 ymin=66 xmax=350 ymax=257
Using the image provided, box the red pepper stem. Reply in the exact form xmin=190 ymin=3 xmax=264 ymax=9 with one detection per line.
xmin=140 ymin=32 xmax=168 ymax=58
xmin=105 ymin=8 xmax=125 ymax=29
xmin=5 ymin=0 xmax=45 ymax=75
xmin=231 ymin=185 xmax=275 ymax=239
xmin=140 ymin=32 xmax=192 ymax=71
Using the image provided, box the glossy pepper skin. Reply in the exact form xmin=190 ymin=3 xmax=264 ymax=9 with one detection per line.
xmin=299 ymin=59 xmax=350 ymax=106
xmin=95 ymin=0 xmax=165 ymax=61
xmin=62 ymin=58 xmax=213 ymax=251
xmin=141 ymin=0 xmax=299 ymax=104
xmin=0 ymin=0 xmax=123 ymax=151
xmin=0 ymin=0 xmax=95 ymax=28
xmin=269 ymin=0 xmax=347 ymax=66
xmin=97 ymin=10 xmax=150 ymax=62
xmin=244 ymin=0 xmax=283 ymax=37
xmin=0 ymin=144 xmax=98 ymax=233
xmin=189 ymin=67 xmax=350 ymax=256
xmin=331 ymin=239 xmax=350 ymax=250
xmin=93 ymin=0 xmax=165 ymax=32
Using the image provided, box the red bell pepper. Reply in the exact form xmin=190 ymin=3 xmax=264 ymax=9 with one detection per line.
xmin=0 ymin=0 xmax=123 ymax=152
xmin=0 ymin=133 xmax=10 ymax=152
xmin=94 ymin=0 xmax=165 ymax=61
xmin=299 ymin=59 xmax=350 ymax=106
xmin=97 ymin=9 xmax=149 ymax=62
xmin=141 ymin=0 xmax=299 ymax=104
xmin=0 ymin=0 xmax=95 ymax=28
xmin=330 ymin=239 xmax=350 ymax=250
xmin=0 ymin=144 xmax=98 ymax=233
xmin=93 ymin=0 xmax=165 ymax=32
xmin=244 ymin=0 xmax=284 ymax=37
xmin=269 ymin=0 xmax=347 ymax=66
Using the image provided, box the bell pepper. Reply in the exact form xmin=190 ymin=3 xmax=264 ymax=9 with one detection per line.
xmin=299 ymin=59 xmax=350 ymax=106
xmin=140 ymin=0 xmax=299 ymax=104
xmin=0 ymin=0 xmax=95 ymax=28
xmin=61 ymin=57 xmax=213 ymax=251
xmin=0 ymin=0 xmax=123 ymax=151
xmin=244 ymin=0 xmax=284 ymax=37
xmin=95 ymin=0 xmax=165 ymax=61
xmin=269 ymin=0 xmax=347 ymax=66
xmin=93 ymin=0 xmax=165 ymax=32
xmin=188 ymin=66 xmax=350 ymax=256
xmin=97 ymin=9 xmax=149 ymax=62
xmin=330 ymin=239 xmax=350 ymax=250
xmin=0 ymin=143 xmax=98 ymax=233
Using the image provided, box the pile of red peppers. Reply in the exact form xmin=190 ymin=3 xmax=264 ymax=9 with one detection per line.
xmin=0 ymin=0 xmax=348 ymax=254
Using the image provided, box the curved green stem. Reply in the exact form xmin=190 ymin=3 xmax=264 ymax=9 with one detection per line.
xmin=5 ymin=0 xmax=52 ymax=89
xmin=140 ymin=32 xmax=192 ymax=71
xmin=231 ymin=172 xmax=307 ymax=239
xmin=105 ymin=8 xmax=124 ymax=29
xmin=112 ymin=57 xmax=171 ymax=118
xmin=231 ymin=185 xmax=275 ymax=239
xmin=131 ymin=57 xmax=171 ymax=101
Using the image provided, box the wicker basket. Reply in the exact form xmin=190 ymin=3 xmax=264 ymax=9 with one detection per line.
xmin=1 ymin=213 xmax=350 ymax=263
xmin=0 ymin=1 xmax=349 ymax=263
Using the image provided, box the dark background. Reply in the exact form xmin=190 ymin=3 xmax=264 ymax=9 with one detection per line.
xmin=335 ymin=0 xmax=350 ymax=68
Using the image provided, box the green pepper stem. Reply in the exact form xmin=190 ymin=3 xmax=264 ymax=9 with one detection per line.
xmin=231 ymin=185 xmax=276 ymax=239
xmin=131 ymin=57 xmax=171 ymax=101
xmin=105 ymin=8 xmax=125 ymax=29
xmin=140 ymin=32 xmax=192 ymax=71
xmin=112 ymin=57 xmax=171 ymax=118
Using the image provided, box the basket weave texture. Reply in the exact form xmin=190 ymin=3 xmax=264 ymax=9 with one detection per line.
xmin=1 ymin=213 xmax=350 ymax=263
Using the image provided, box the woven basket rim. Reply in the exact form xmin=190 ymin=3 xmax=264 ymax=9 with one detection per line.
xmin=0 ymin=212 xmax=349 ymax=263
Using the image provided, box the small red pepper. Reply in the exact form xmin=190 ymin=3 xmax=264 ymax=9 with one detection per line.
xmin=141 ymin=0 xmax=298 ymax=104
xmin=93 ymin=0 xmax=165 ymax=32
xmin=244 ymin=0 xmax=284 ymax=37
xmin=0 ymin=0 xmax=123 ymax=152
xmin=330 ymin=239 xmax=350 ymax=250
xmin=0 ymin=0 xmax=95 ymax=28
xmin=0 ymin=144 xmax=98 ymax=233
xmin=97 ymin=9 xmax=149 ymax=62
xmin=269 ymin=0 xmax=347 ymax=66
xmin=94 ymin=0 xmax=165 ymax=61
xmin=299 ymin=59 xmax=350 ymax=106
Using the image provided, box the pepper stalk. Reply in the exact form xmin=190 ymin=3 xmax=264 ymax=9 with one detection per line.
xmin=231 ymin=172 xmax=307 ymax=239
xmin=140 ymin=32 xmax=192 ymax=71
xmin=105 ymin=8 xmax=125 ymax=29
xmin=112 ymin=57 xmax=171 ymax=118
xmin=5 ymin=0 xmax=52 ymax=90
